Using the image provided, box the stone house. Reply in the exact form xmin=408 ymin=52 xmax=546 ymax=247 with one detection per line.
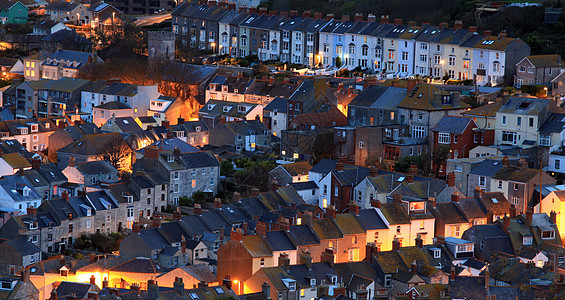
xmin=62 ymin=159 xmax=119 ymax=187
xmin=514 ymin=54 xmax=564 ymax=87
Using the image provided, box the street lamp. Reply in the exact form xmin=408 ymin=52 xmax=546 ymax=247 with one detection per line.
xmin=233 ymin=279 xmax=240 ymax=294
xmin=211 ymin=42 xmax=216 ymax=54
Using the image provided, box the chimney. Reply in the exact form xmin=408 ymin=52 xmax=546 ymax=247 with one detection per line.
xmin=498 ymin=30 xmax=507 ymax=39
xmin=68 ymin=156 xmax=75 ymax=168
xmin=371 ymin=199 xmax=381 ymax=209
xmin=408 ymin=164 xmax=418 ymax=176
xmin=526 ymin=208 xmax=533 ymax=227
xmin=259 ymin=7 xmax=267 ymax=15
xmin=256 ymin=221 xmax=267 ymax=236
xmin=198 ymin=281 xmax=208 ymax=289
xmin=283 ymin=77 xmax=289 ymax=85
xmin=501 ymin=156 xmax=509 ymax=166
xmin=415 ymin=234 xmax=423 ymax=248
xmin=411 ymin=260 xmax=418 ymax=274
xmin=314 ymin=12 xmax=322 ymax=20
xmin=408 ymin=20 xmax=416 ymax=26
xmin=173 ymin=207 xmax=182 ymax=221
xmin=485 ymin=265 xmax=490 ymax=290
xmin=279 ymin=11 xmax=288 ymax=18
xmin=380 ymin=15 xmax=389 ymax=24
xmin=336 ymin=162 xmax=344 ymax=171
xmin=173 ymin=277 xmax=184 ymax=298
xmin=486 ymin=211 xmax=494 ymax=223
xmin=214 ymin=198 xmax=222 ymax=209
xmin=349 ymin=202 xmax=359 ymax=215
xmin=232 ymin=192 xmax=241 ymax=202
xmin=365 ymin=243 xmax=374 ymax=262
xmin=20 ymin=268 xmax=29 ymax=283
xmin=132 ymin=221 xmax=141 ymax=234
xmin=447 ymin=172 xmax=455 ymax=187
xmin=326 ymin=13 xmax=334 ymax=21
xmin=320 ymin=248 xmax=335 ymax=267
xmin=451 ymin=192 xmax=459 ymax=203
xmin=334 ymin=286 xmax=346 ymax=297
xmin=181 ymin=235 xmax=186 ymax=254
xmin=147 ymin=280 xmax=159 ymax=300
xmin=502 ymin=215 xmax=510 ymax=233
xmin=300 ymin=250 xmax=312 ymax=270
xmin=325 ymin=205 xmax=336 ymax=219
xmin=394 ymin=18 xmax=402 ymax=25
xmin=161 ymin=120 xmax=170 ymax=129
xmin=474 ymin=186 xmax=483 ymax=199
xmin=518 ymin=158 xmax=528 ymax=168
xmin=276 ymin=217 xmax=290 ymax=231
xmin=454 ymin=20 xmax=463 ymax=30
xmin=242 ymin=221 xmax=248 ymax=235
xmin=450 ymin=265 xmax=456 ymax=281
xmin=249 ymin=6 xmax=257 ymax=14
xmin=354 ymin=13 xmax=363 ymax=22
xmin=342 ymin=14 xmax=350 ymax=22
xmin=510 ymin=204 xmax=517 ymax=218
xmin=90 ymin=275 xmax=96 ymax=286
xmin=279 ymin=253 xmax=290 ymax=270
xmin=406 ymin=174 xmax=414 ymax=184
xmin=152 ymin=214 xmax=162 ymax=228
xmin=393 ymin=193 xmax=402 ymax=204
xmin=367 ymin=14 xmax=376 ymax=23
xmin=250 ymin=188 xmax=260 ymax=197
xmin=302 ymin=10 xmax=311 ymax=18
xmin=261 ymin=282 xmax=270 ymax=299
xmin=62 ymin=191 xmax=69 ymax=202
xmin=435 ymin=235 xmax=445 ymax=245
xmin=230 ymin=228 xmax=243 ymax=242
xmin=468 ymin=26 xmax=478 ymax=33
xmin=302 ymin=211 xmax=313 ymax=225
xmin=177 ymin=118 xmax=185 ymax=125
xmin=551 ymin=210 xmax=557 ymax=224
xmin=32 ymin=158 xmax=41 ymax=170
xmin=392 ymin=237 xmax=401 ymax=251
xmin=223 ymin=276 xmax=232 ymax=290
xmin=439 ymin=22 xmax=448 ymax=29
xmin=268 ymin=10 xmax=277 ymax=17
xmin=288 ymin=10 xmax=298 ymax=17
xmin=194 ymin=203 xmax=202 ymax=216
xmin=483 ymin=29 xmax=492 ymax=37
xmin=27 ymin=206 xmax=37 ymax=217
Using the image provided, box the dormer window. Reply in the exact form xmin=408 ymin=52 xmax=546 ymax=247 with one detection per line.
xmin=31 ymin=125 xmax=38 ymax=132
xmin=195 ymin=126 xmax=201 ymax=132
xmin=222 ymin=85 xmax=228 ymax=92
xmin=238 ymin=106 xmax=247 ymax=113
xmin=29 ymin=222 xmax=38 ymax=230
xmin=207 ymin=104 xmax=214 ymax=110
xmin=45 ymin=123 xmax=50 ymax=128
xmin=223 ymin=106 xmax=231 ymax=112
xmin=23 ymin=187 xmax=29 ymax=197
xmin=167 ymin=156 xmax=174 ymax=163
xmin=20 ymin=128 xmax=28 ymax=134
xmin=288 ymin=282 xmax=296 ymax=291
xmin=86 ymin=208 xmax=91 ymax=216
xmin=523 ymin=236 xmax=533 ymax=245
xmin=542 ymin=230 xmax=555 ymax=240
xmin=310 ymin=279 xmax=316 ymax=287
xmin=60 ymin=269 xmax=68 ymax=277
xmin=234 ymin=89 xmax=239 ymax=93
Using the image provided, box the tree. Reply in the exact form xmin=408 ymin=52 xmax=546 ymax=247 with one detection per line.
xmin=432 ymin=146 xmax=451 ymax=177
xmin=97 ymin=134 xmax=133 ymax=174
xmin=252 ymin=63 xmax=270 ymax=76
xmin=220 ymin=160 xmax=234 ymax=176
xmin=335 ymin=56 xmax=342 ymax=68
xmin=309 ymin=131 xmax=336 ymax=165
xmin=74 ymin=232 xmax=124 ymax=253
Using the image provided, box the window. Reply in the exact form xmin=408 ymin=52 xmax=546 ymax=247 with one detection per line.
xmin=502 ymin=116 xmax=507 ymax=125
xmin=289 ymin=282 xmax=296 ymax=291
xmin=540 ymin=135 xmax=550 ymax=146
xmin=502 ymin=131 xmax=518 ymax=144
xmin=374 ymin=232 xmax=379 ymax=242
xmin=438 ymin=133 xmax=450 ymax=144
xmin=348 ymin=248 xmax=359 ymax=261
xmin=454 ymin=164 xmax=462 ymax=172
xmin=514 ymin=183 xmax=519 ymax=190
xmin=396 ymin=226 xmax=401 ymax=234
xmin=260 ymin=258 xmax=265 ymax=266
xmin=448 ymin=56 xmax=455 ymax=66
xmin=412 ymin=126 xmax=426 ymax=138
xmin=511 ymin=196 xmax=519 ymax=205
xmin=384 ymin=275 xmax=392 ymax=287
xmin=358 ymin=141 xmax=364 ymax=149
xmin=173 ymin=171 xmax=179 ymax=179
xmin=523 ymin=236 xmax=533 ymax=245
xmin=556 ymin=159 xmax=561 ymax=170
xmin=478 ymin=176 xmax=486 ymax=187
xmin=68 ymin=224 xmax=73 ymax=233
xmin=529 ymin=117 xmax=534 ymax=127
xmin=334 ymin=187 xmax=339 ymax=197
xmin=192 ymin=180 xmax=196 ymax=188
xmin=542 ymin=230 xmax=555 ymax=239
xmin=498 ymin=181 xmax=503 ymax=188
xmin=453 ymin=225 xmax=461 ymax=237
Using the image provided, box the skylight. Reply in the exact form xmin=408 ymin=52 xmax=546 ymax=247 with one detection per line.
xmin=491 ymin=198 xmax=498 ymax=203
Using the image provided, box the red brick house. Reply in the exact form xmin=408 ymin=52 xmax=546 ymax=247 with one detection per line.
xmin=432 ymin=116 xmax=477 ymax=175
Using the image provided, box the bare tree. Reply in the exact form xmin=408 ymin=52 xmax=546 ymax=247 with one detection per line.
xmin=96 ymin=134 xmax=133 ymax=174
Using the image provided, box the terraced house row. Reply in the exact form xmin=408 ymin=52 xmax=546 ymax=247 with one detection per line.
xmin=172 ymin=0 xmax=530 ymax=86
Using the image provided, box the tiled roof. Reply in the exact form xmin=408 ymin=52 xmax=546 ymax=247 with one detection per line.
xmin=492 ymin=166 xmax=538 ymax=182
xmin=281 ymin=161 xmax=312 ymax=176
xmin=312 ymin=218 xmax=343 ymax=240
xmin=432 ymin=115 xmax=474 ymax=134
xmin=380 ymin=203 xmax=410 ymax=224
xmin=524 ymin=54 xmax=564 ymax=67
xmin=398 ymin=84 xmax=469 ymax=111
xmin=242 ymin=235 xmax=272 ymax=257
xmin=335 ymin=214 xmax=364 ymax=235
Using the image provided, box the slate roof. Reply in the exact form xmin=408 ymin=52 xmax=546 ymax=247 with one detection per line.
xmin=280 ymin=161 xmax=312 ymax=176
xmin=524 ymin=54 xmax=563 ymax=67
xmin=109 ymin=257 xmax=166 ymax=273
xmin=380 ymin=203 xmax=410 ymax=224
xmin=56 ymin=281 xmax=99 ymax=299
xmin=242 ymin=235 xmax=272 ymax=257
xmin=312 ymin=218 xmax=343 ymax=240
xmin=137 ymin=138 xmax=198 ymax=156
xmin=57 ymin=132 xmax=125 ymax=156
xmin=0 ymin=175 xmax=41 ymax=203
xmin=178 ymin=151 xmax=220 ymax=168
xmin=43 ymin=49 xmax=100 ymax=69
xmin=332 ymin=167 xmax=370 ymax=186
xmin=1 ymin=238 xmax=41 ymax=255
xmin=288 ymin=181 xmax=318 ymax=191
xmin=469 ymin=159 xmax=505 ymax=177
xmin=265 ymin=230 xmax=296 ymax=252
xmin=335 ymin=213 xmax=364 ymax=235
xmin=497 ymin=97 xmax=551 ymax=115
xmin=398 ymin=84 xmax=469 ymax=111
xmin=432 ymin=115 xmax=474 ymax=134
xmin=111 ymin=117 xmax=142 ymax=132
xmin=492 ymin=166 xmax=538 ymax=182
xmin=539 ymin=113 xmax=565 ymax=134
xmin=348 ymin=84 xmax=406 ymax=110
xmin=263 ymin=97 xmax=287 ymax=113
xmin=74 ymin=160 xmax=117 ymax=176
xmin=354 ymin=208 xmax=388 ymax=230
xmin=95 ymin=101 xmax=130 ymax=110
xmin=288 ymin=224 xmax=320 ymax=245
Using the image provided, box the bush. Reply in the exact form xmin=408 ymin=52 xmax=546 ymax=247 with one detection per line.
xmin=73 ymin=232 xmax=124 ymax=253
xmin=179 ymin=196 xmax=192 ymax=207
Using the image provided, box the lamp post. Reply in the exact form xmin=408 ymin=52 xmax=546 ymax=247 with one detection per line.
xmin=233 ymin=280 xmax=240 ymax=295
xmin=77 ymin=13 xmax=80 ymax=26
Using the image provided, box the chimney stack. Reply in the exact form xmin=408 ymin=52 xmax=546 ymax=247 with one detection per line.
xmin=380 ymin=15 xmax=389 ymax=24
xmin=152 ymin=214 xmax=162 ymax=228
xmin=232 ymin=191 xmax=241 ymax=202
xmin=518 ymin=158 xmax=528 ymax=168
xmin=406 ymin=174 xmax=414 ymax=184
xmin=214 ymin=198 xmax=222 ymax=209
xmin=454 ymin=20 xmax=463 ymax=30
xmin=392 ymin=237 xmax=401 ymax=251
xmin=278 ymin=253 xmax=290 ymax=270
xmin=393 ymin=193 xmax=402 ymax=204
xmin=256 ymin=221 xmax=267 ymax=236
xmin=354 ymin=13 xmax=363 ymax=22
xmin=411 ymin=260 xmax=418 ymax=274
xmin=342 ymin=14 xmax=350 ymax=22
xmin=250 ymin=188 xmax=260 ymax=197
xmin=483 ymin=29 xmax=492 ymax=37
xmin=451 ymin=192 xmax=459 ymax=203
xmin=371 ymin=199 xmax=381 ymax=209
xmin=394 ymin=18 xmax=402 ymax=25
xmin=415 ymin=234 xmax=423 ymax=248
xmin=502 ymin=215 xmax=510 ymax=233
xmin=439 ymin=22 xmax=448 ymax=29
xmin=314 ymin=12 xmax=322 ymax=20
xmin=132 ymin=221 xmax=141 ymax=234
xmin=474 ymin=186 xmax=483 ymax=199
xmin=367 ymin=14 xmax=376 ymax=23
xmin=326 ymin=13 xmax=334 ymax=21
xmin=526 ymin=208 xmax=533 ymax=227
xmin=325 ymin=205 xmax=336 ymax=219
xmin=173 ymin=207 xmax=182 ymax=221
xmin=194 ymin=203 xmax=202 ymax=216
xmin=447 ymin=172 xmax=455 ymax=187
xmin=498 ymin=30 xmax=507 ymax=40
xmin=510 ymin=204 xmax=517 ymax=218
xmin=230 ymin=228 xmax=243 ymax=242
xmin=349 ymin=202 xmax=359 ymax=215
xmin=181 ymin=235 xmax=186 ymax=254
xmin=68 ymin=156 xmax=75 ymax=168
xmin=551 ymin=210 xmax=557 ymax=224
xmin=468 ymin=26 xmax=478 ymax=33
xmin=320 ymin=248 xmax=335 ymax=267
